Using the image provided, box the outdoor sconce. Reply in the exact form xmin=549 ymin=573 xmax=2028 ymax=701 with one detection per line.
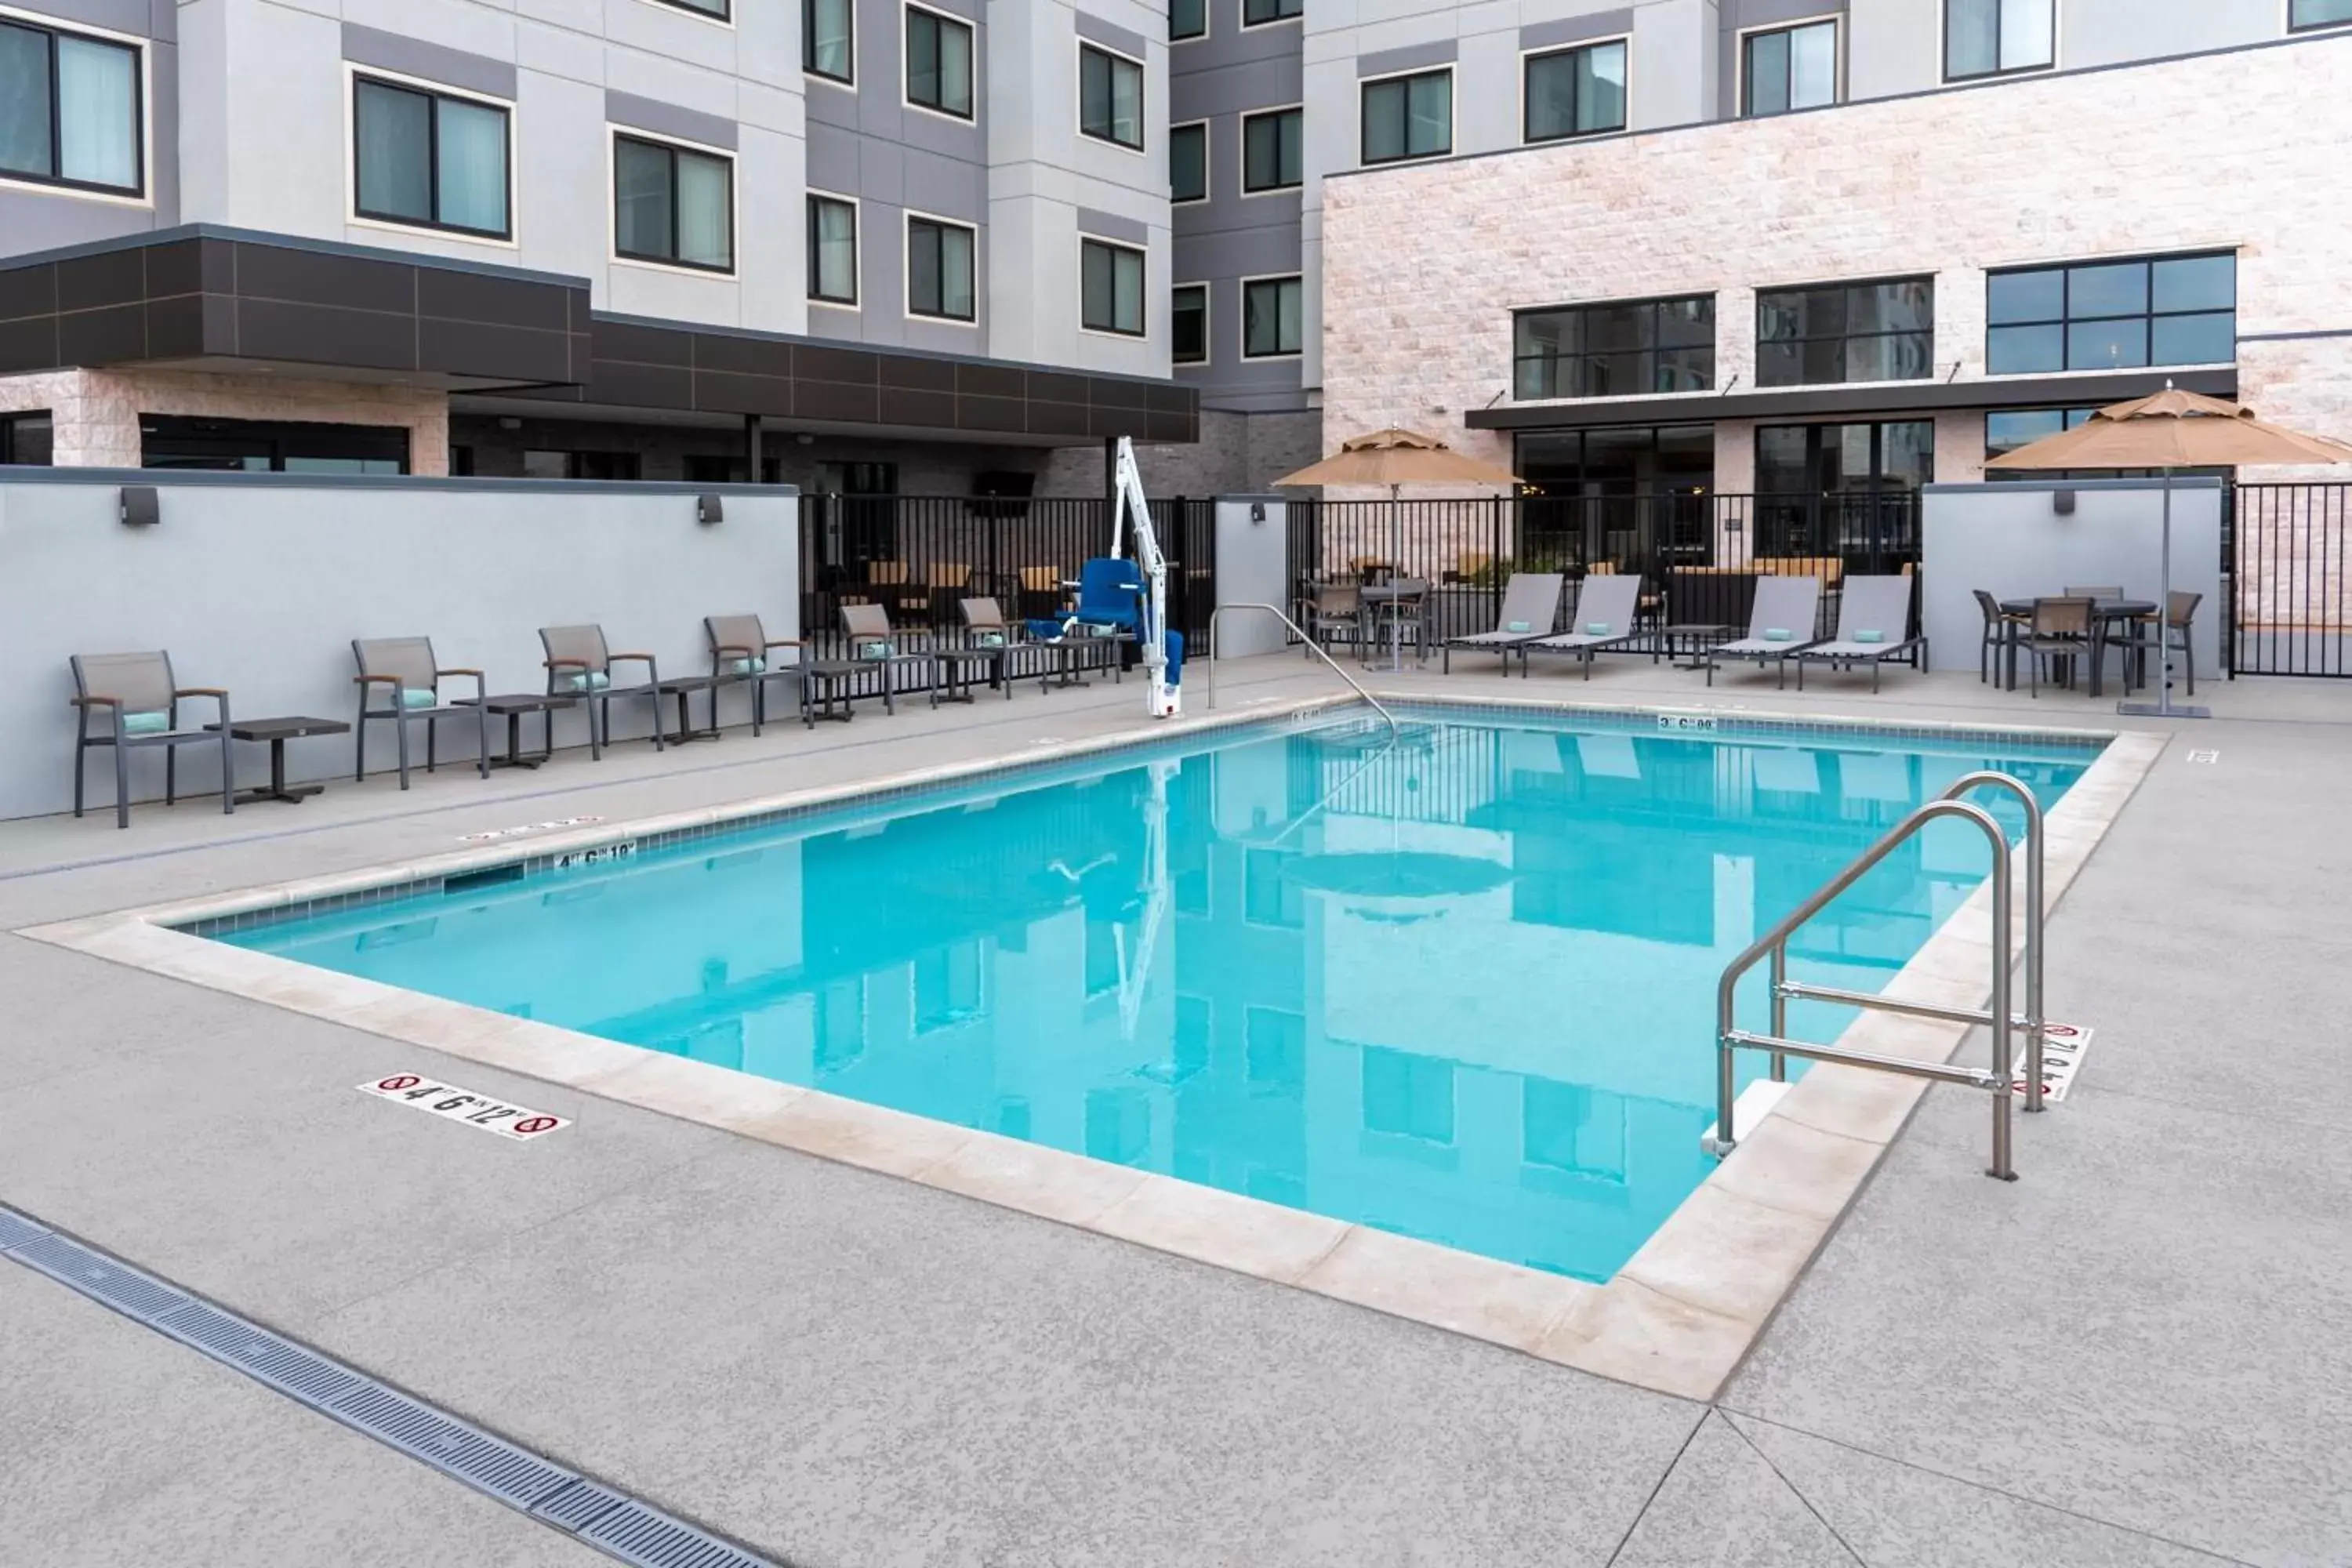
xmin=2053 ymin=489 xmax=2078 ymax=516
xmin=696 ymin=494 xmax=724 ymax=524
xmin=1250 ymin=502 xmax=1266 ymax=523
xmin=119 ymin=486 xmax=160 ymax=527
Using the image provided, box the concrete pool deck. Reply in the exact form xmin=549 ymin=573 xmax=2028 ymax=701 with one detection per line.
xmin=1 ymin=654 xmax=2347 ymax=1566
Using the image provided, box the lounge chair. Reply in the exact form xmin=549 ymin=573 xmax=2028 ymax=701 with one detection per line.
xmin=840 ymin=603 xmax=927 ymax=712
xmin=68 ymin=651 xmax=234 ymax=829
xmin=1440 ymin=572 xmax=1564 ymax=672
xmin=539 ymin=624 xmax=715 ymax=758
xmin=704 ymin=614 xmax=807 ymax=734
xmin=352 ymin=637 xmax=489 ymax=789
xmin=1793 ymin=576 xmax=1929 ymax=692
xmin=1517 ymin=575 xmax=1646 ymax=680
xmin=1706 ymin=576 xmax=1825 ymax=688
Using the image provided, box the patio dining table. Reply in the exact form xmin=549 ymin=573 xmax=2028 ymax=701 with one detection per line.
xmin=1996 ymin=597 xmax=2157 ymax=697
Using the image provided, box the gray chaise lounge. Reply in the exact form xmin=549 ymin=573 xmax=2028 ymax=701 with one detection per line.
xmin=353 ymin=637 xmax=490 ymax=789
xmin=1793 ymin=575 xmax=1929 ymax=692
xmin=1517 ymin=575 xmax=1646 ymax=680
xmin=1706 ymin=576 xmax=1826 ymax=688
xmin=68 ymin=651 xmax=234 ymax=829
xmin=1441 ymin=572 xmax=1565 ymax=673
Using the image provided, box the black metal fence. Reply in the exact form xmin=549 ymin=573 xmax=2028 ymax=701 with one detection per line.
xmin=2234 ymin=482 xmax=2352 ymax=677
xmin=1289 ymin=492 xmax=1921 ymax=646
xmin=800 ymin=494 xmax=1217 ymax=665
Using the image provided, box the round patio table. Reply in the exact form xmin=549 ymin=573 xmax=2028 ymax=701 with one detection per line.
xmin=1997 ymin=598 xmax=2157 ymax=696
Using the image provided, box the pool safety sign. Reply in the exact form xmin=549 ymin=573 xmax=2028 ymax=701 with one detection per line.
xmin=1657 ymin=713 xmax=1719 ymax=731
xmin=357 ymin=1075 xmax=572 ymax=1142
xmin=552 ymin=840 xmax=637 ymax=870
xmin=2014 ymin=1023 xmax=2096 ymax=1103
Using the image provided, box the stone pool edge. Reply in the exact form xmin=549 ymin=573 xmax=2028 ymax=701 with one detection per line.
xmin=16 ymin=699 xmax=2166 ymax=1404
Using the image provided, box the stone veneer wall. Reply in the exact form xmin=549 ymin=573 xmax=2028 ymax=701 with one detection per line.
xmin=0 ymin=370 xmax=451 ymax=475
xmin=1319 ymin=31 xmax=2352 ymax=594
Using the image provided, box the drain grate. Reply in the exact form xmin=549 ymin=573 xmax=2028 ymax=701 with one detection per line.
xmin=0 ymin=1203 xmax=787 ymax=1568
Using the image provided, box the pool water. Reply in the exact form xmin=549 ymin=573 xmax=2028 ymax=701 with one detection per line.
xmin=221 ymin=711 xmax=2092 ymax=1282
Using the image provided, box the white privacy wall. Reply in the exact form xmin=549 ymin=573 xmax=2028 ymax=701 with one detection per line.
xmin=1213 ymin=499 xmax=1290 ymax=660
xmin=1921 ymin=481 xmax=2224 ymax=683
xmin=0 ymin=475 xmax=799 ymax=822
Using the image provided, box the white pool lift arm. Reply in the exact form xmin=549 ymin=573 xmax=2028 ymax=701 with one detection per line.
xmin=1110 ymin=436 xmax=1181 ymax=719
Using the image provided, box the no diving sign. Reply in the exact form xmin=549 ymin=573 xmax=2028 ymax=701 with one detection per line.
xmin=357 ymin=1074 xmax=571 ymax=1142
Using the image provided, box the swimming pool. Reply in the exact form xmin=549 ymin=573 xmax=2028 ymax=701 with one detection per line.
xmin=215 ymin=708 xmax=2092 ymax=1283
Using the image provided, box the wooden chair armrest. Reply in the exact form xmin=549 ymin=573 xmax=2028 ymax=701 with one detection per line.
xmin=437 ymin=666 xmax=485 ymax=677
xmin=711 ymin=644 xmax=755 ymax=658
xmin=176 ymin=687 xmax=230 ymax=698
xmin=543 ymin=658 xmax=590 ymax=671
xmin=763 ymin=638 xmax=805 ymax=650
xmin=354 ymin=673 xmax=401 ymax=686
xmin=609 ymin=652 xmax=655 ymax=663
xmin=69 ymin=695 xmax=122 ymax=707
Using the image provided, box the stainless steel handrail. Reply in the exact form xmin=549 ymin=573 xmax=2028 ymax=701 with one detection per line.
xmin=1205 ymin=603 xmax=1399 ymax=738
xmin=1711 ymin=797 xmax=2024 ymax=1181
xmin=1944 ymin=772 xmax=2046 ymax=1111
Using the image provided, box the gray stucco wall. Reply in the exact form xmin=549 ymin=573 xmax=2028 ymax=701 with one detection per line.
xmin=0 ymin=0 xmax=180 ymax=251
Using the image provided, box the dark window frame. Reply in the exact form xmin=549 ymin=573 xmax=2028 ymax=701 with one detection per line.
xmin=1740 ymin=17 xmax=1840 ymax=118
xmin=0 ymin=14 xmax=146 ymax=198
xmin=1756 ymin=276 xmax=1935 ymax=388
xmin=907 ymin=213 xmax=978 ymax=322
xmin=647 ymin=0 xmax=731 ymax=19
xmin=1171 ymin=283 xmax=1208 ymax=365
xmin=1078 ymin=41 xmax=1145 ymax=151
xmin=0 ymin=412 xmax=56 ymax=466
xmin=1522 ymin=38 xmax=1628 ymax=144
xmin=1360 ymin=67 xmax=1452 ymax=166
xmin=2290 ymin=0 xmax=2352 ymax=31
xmin=905 ymin=4 xmax=976 ymax=120
xmin=1984 ymin=250 xmax=2238 ymax=376
xmin=807 ymin=192 xmax=858 ymax=305
xmin=1512 ymin=294 xmax=1717 ymax=401
xmin=352 ymin=74 xmax=513 ymax=241
xmin=803 ymin=0 xmax=855 ymax=82
xmin=1241 ymin=0 xmax=1302 ymax=26
xmin=612 ymin=131 xmax=737 ymax=274
xmin=1170 ymin=0 xmax=1207 ymax=41
xmin=1242 ymin=274 xmax=1304 ymax=358
xmin=1241 ymin=105 xmax=1303 ymax=191
xmin=1943 ymin=0 xmax=2056 ymax=82
xmin=1169 ymin=120 xmax=1208 ymax=202
xmin=1080 ymin=238 xmax=1147 ymax=338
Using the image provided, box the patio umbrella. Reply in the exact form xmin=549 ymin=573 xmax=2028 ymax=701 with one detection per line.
xmin=1276 ymin=428 xmax=1522 ymax=671
xmin=1983 ymin=384 xmax=2352 ymax=717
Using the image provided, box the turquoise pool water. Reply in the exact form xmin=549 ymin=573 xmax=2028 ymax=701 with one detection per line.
xmin=220 ymin=710 xmax=2092 ymax=1282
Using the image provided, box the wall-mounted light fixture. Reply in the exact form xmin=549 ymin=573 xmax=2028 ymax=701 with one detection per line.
xmin=1250 ymin=501 xmax=1266 ymax=523
xmin=2053 ymin=489 xmax=2077 ymax=516
xmin=119 ymin=486 xmax=160 ymax=527
xmin=696 ymin=494 xmax=725 ymax=525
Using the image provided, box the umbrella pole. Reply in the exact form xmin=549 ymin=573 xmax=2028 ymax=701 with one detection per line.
xmin=2120 ymin=466 xmax=2209 ymax=720
xmin=1388 ymin=483 xmax=1404 ymax=673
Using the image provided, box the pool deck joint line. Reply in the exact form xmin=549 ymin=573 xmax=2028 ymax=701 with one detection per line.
xmin=16 ymin=695 xmax=2168 ymax=1403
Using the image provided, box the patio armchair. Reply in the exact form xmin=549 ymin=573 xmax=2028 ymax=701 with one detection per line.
xmin=1518 ymin=575 xmax=1646 ymax=680
xmin=352 ymin=637 xmax=489 ymax=789
xmin=540 ymin=623 xmax=710 ymax=758
xmin=1440 ymin=572 xmax=1563 ymax=672
xmin=1014 ymin=565 xmax=1069 ymax=623
xmin=1970 ymin=590 xmax=2032 ymax=685
xmin=840 ymin=603 xmax=929 ymax=712
xmin=68 ymin=651 xmax=235 ymax=829
xmin=1706 ymin=576 xmax=1826 ymax=688
xmin=1794 ymin=576 xmax=1930 ymax=693
xmin=2117 ymin=590 xmax=2203 ymax=697
xmin=705 ymin=614 xmax=808 ymax=735
xmin=2019 ymin=596 xmax=2095 ymax=698
xmin=956 ymin=597 xmax=1044 ymax=698
xmin=1303 ymin=582 xmax=1366 ymax=662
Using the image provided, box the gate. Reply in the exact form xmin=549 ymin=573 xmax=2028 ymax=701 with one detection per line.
xmin=2234 ymin=482 xmax=2352 ymax=677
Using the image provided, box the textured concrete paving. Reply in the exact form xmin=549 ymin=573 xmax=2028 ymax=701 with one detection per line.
xmin=1 ymin=656 xmax=2347 ymax=1565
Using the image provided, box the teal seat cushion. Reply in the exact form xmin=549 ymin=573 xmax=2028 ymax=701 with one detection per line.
xmin=561 ymin=671 xmax=612 ymax=691
xmin=1762 ymin=628 xmax=1793 ymax=643
xmin=1853 ymin=629 xmax=1886 ymax=644
xmin=855 ymin=639 xmax=896 ymax=661
xmin=1584 ymin=622 xmax=1611 ymax=636
xmin=728 ymin=656 xmax=766 ymax=676
xmin=121 ymin=710 xmax=171 ymax=735
xmin=1505 ymin=620 xmax=1532 ymax=633
xmin=399 ymin=687 xmax=437 ymax=710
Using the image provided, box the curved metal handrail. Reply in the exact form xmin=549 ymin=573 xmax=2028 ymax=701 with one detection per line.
xmin=1205 ymin=603 xmax=1399 ymax=738
xmin=1940 ymin=771 xmax=2047 ymax=1112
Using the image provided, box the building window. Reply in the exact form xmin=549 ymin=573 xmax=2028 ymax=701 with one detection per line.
xmin=522 ymin=449 xmax=640 ymax=480
xmin=1171 ymin=0 xmax=1207 ymax=40
xmin=1079 ymin=43 xmax=1144 ymax=150
xmin=354 ymin=77 xmax=510 ymax=239
xmin=1243 ymin=276 xmax=1303 ymax=358
xmin=2292 ymin=0 xmax=2352 ymax=29
xmin=906 ymin=5 xmax=975 ymax=118
xmin=1242 ymin=107 xmax=1302 ymax=191
xmin=1742 ymin=20 xmax=1838 ymax=116
xmin=1512 ymin=296 xmax=1715 ymax=400
xmin=614 ymin=132 xmax=734 ymax=272
xmin=1986 ymin=252 xmax=2235 ymax=374
xmin=652 ymin=0 xmax=730 ymax=16
xmin=908 ymin=215 xmax=977 ymax=321
xmin=1757 ymin=421 xmax=1934 ymax=494
xmin=1172 ymin=285 xmax=1207 ymax=363
xmin=1243 ymin=0 xmax=1301 ymax=24
xmin=808 ymin=194 xmax=857 ymax=303
xmin=0 ymin=412 xmax=55 ymax=465
xmin=143 ymin=416 xmax=410 ymax=474
xmin=804 ymin=0 xmax=853 ymax=82
xmin=1081 ymin=238 xmax=1145 ymax=336
xmin=1757 ymin=278 xmax=1933 ymax=387
xmin=1523 ymin=40 xmax=1627 ymax=143
xmin=0 ymin=16 xmax=142 ymax=195
xmin=1361 ymin=68 xmax=1450 ymax=165
xmin=1170 ymin=122 xmax=1207 ymax=201
xmin=1944 ymin=0 xmax=2053 ymax=80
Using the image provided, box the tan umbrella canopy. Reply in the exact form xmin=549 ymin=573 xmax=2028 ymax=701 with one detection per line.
xmin=1276 ymin=429 xmax=1522 ymax=671
xmin=1984 ymin=383 xmax=2352 ymax=717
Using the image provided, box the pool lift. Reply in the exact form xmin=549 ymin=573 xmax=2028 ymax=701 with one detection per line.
xmin=1114 ymin=757 xmax=1177 ymax=1042
xmin=1032 ymin=436 xmax=1184 ymax=720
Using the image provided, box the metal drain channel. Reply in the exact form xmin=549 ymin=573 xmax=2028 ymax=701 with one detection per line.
xmin=0 ymin=1203 xmax=782 ymax=1568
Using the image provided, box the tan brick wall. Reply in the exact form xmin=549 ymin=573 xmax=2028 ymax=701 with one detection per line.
xmin=0 ymin=370 xmax=449 ymax=475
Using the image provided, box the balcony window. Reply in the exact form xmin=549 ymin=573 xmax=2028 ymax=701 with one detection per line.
xmin=614 ymin=133 xmax=734 ymax=271
xmin=1243 ymin=0 xmax=1301 ymax=24
xmin=1944 ymin=0 xmax=2054 ymax=81
xmin=1513 ymin=296 xmax=1715 ymax=400
xmin=1172 ymin=285 xmax=1207 ymax=363
xmin=2292 ymin=0 xmax=2352 ymax=27
xmin=908 ymin=215 xmax=977 ymax=321
xmin=808 ymin=194 xmax=857 ymax=303
xmin=355 ymin=78 xmax=510 ymax=239
xmin=1523 ymin=40 xmax=1627 ymax=143
xmin=1080 ymin=43 xmax=1144 ymax=149
xmin=804 ymin=0 xmax=853 ymax=82
xmin=1361 ymin=68 xmax=1450 ymax=165
xmin=0 ymin=18 xmax=142 ymax=194
xmin=1171 ymin=0 xmax=1207 ymax=39
xmin=1986 ymin=252 xmax=2236 ymax=374
xmin=1758 ymin=278 xmax=1933 ymax=387
xmin=1081 ymin=238 xmax=1145 ymax=336
xmin=1243 ymin=275 xmax=1302 ymax=357
xmin=652 ymin=0 xmax=730 ymax=16
xmin=1170 ymin=122 xmax=1207 ymax=201
xmin=1243 ymin=107 xmax=1302 ymax=191
xmin=906 ymin=5 xmax=975 ymax=118
xmin=1742 ymin=20 xmax=1838 ymax=116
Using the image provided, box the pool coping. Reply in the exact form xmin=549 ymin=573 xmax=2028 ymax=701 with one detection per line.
xmin=16 ymin=694 xmax=2169 ymax=1403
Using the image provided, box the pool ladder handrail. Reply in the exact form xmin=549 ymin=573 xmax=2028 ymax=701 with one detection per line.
xmin=1204 ymin=603 xmax=1399 ymax=739
xmin=1707 ymin=772 xmax=2049 ymax=1181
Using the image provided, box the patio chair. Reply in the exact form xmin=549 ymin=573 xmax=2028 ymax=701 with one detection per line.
xmin=1517 ymin=575 xmax=1646 ymax=680
xmin=840 ymin=602 xmax=927 ymax=711
xmin=1794 ymin=576 xmax=1929 ymax=692
xmin=1439 ymin=572 xmax=1563 ymax=672
xmin=1014 ymin=565 xmax=1069 ymax=623
xmin=68 ymin=651 xmax=234 ymax=829
xmin=1971 ymin=590 xmax=2031 ymax=685
xmin=2116 ymin=590 xmax=2202 ymax=697
xmin=957 ymin=597 xmax=1045 ymax=698
xmin=1302 ymin=582 xmax=1365 ymax=662
xmin=1706 ymin=576 xmax=1825 ymax=688
xmin=352 ymin=637 xmax=489 ymax=789
xmin=705 ymin=614 xmax=807 ymax=735
xmin=2018 ymin=596 xmax=2095 ymax=698
xmin=2064 ymin=585 xmax=2124 ymax=600
xmin=540 ymin=624 xmax=710 ymax=759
